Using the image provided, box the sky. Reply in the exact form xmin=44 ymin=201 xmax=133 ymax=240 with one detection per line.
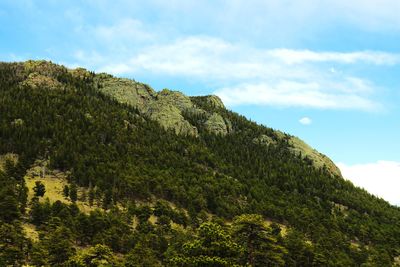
xmin=1 ymin=0 xmax=400 ymax=205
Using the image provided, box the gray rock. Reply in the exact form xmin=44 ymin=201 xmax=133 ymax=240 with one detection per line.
xmin=204 ymin=95 xmax=225 ymax=109
xmin=204 ymin=113 xmax=228 ymax=135
xmin=253 ymin=134 xmax=276 ymax=146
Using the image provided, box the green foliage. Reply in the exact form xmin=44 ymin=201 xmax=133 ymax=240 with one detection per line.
xmin=33 ymin=180 xmax=46 ymax=197
xmin=171 ymin=222 xmax=241 ymax=266
xmin=232 ymin=214 xmax=286 ymax=266
xmin=68 ymin=244 xmax=119 ymax=267
xmin=43 ymin=226 xmax=76 ymax=265
xmin=0 ymin=188 xmax=20 ymax=222
xmin=125 ymin=241 xmax=162 ymax=267
xmin=69 ymin=183 xmax=78 ymax=202
xmin=0 ymin=159 xmax=27 ymax=222
xmin=30 ymin=197 xmax=52 ymax=225
xmin=30 ymin=242 xmax=50 ymax=267
xmin=283 ymin=229 xmax=314 ymax=266
xmin=0 ymin=223 xmax=28 ymax=266
xmin=0 ymin=61 xmax=400 ymax=266
xmin=63 ymin=184 xmax=69 ymax=197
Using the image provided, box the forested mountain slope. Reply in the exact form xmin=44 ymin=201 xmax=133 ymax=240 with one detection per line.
xmin=1 ymin=60 xmax=399 ymax=266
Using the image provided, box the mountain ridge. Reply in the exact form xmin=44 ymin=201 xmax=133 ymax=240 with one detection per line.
xmin=40 ymin=60 xmax=341 ymax=177
xmin=0 ymin=60 xmax=399 ymax=266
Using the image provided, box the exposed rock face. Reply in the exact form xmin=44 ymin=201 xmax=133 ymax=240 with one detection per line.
xmin=288 ymin=136 xmax=342 ymax=177
xmin=21 ymin=72 xmax=63 ymax=90
xmin=23 ymin=60 xmax=67 ymax=78
xmin=69 ymin=67 xmax=92 ymax=80
xmin=95 ymin=74 xmax=156 ymax=111
xmin=20 ymin=60 xmax=66 ymax=90
xmin=148 ymin=89 xmax=198 ymax=136
xmin=95 ymin=75 xmax=199 ymax=136
xmin=253 ymin=134 xmax=276 ymax=146
xmin=204 ymin=113 xmax=229 ymax=136
xmin=157 ymin=89 xmax=194 ymax=111
xmin=253 ymin=132 xmax=341 ymax=177
xmin=147 ymin=101 xmax=198 ymax=136
xmin=204 ymin=95 xmax=225 ymax=109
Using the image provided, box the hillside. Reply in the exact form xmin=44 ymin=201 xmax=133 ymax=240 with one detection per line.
xmin=1 ymin=60 xmax=400 ymax=266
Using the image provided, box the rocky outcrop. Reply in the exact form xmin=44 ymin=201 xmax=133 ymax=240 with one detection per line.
xmin=252 ymin=134 xmax=276 ymax=146
xmin=23 ymin=60 xmax=67 ymax=78
xmin=95 ymin=76 xmax=199 ymax=136
xmin=147 ymin=89 xmax=198 ymax=136
xmin=253 ymin=131 xmax=342 ymax=177
xmin=95 ymin=74 xmax=156 ymax=111
xmin=147 ymin=100 xmax=198 ymax=136
xmin=21 ymin=72 xmax=63 ymax=90
xmin=204 ymin=95 xmax=225 ymax=109
xmin=156 ymin=89 xmax=194 ymax=111
xmin=204 ymin=113 xmax=229 ymax=136
xmin=288 ymin=136 xmax=342 ymax=177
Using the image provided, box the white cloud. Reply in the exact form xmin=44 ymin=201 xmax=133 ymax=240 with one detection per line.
xmin=70 ymin=26 xmax=397 ymax=111
xmin=93 ymin=18 xmax=154 ymax=43
xmin=214 ymin=80 xmax=381 ymax=111
xmin=299 ymin=117 xmax=312 ymax=125
xmin=105 ymin=37 xmax=399 ymax=78
xmin=268 ymin=49 xmax=400 ymax=65
xmin=211 ymin=0 xmax=400 ymax=33
xmin=337 ymin=161 xmax=400 ymax=206
xmin=332 ymin=0 xmax=400 ymax=32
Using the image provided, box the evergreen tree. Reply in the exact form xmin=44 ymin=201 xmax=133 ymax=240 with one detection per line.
xmin=125 ymin=242 xmax=162 ymax=267
xmin=232 ymin=214 xmax=286 ymax=266
xmin=30 ymin=242 xmax=50 ymax=267
xmin=0 ymin=223 xmax=27 ymax=266
xmin=33 ymin=181 xmax=46 ymax=197
xmin=63 ymin=185 xmax=69 ymax=198
xmin=0 ymin=189 xmax=19 ymax=222
xmin=171 ymin=222 xmax=241 ymax=266
xmin=102 ymin=189 xmax=113 ymax=210
xmin=69 ymin=183 xmax=78 ymax=202
xmin=88 ymin=186 xmax=95 ymax=207
xmin=44 ymin=226 xmax=75 ymax=265
xmin=67 ymin=244 xmax=118 ymax=267
xmin=283 ymin=229 xmax=314 ymax=266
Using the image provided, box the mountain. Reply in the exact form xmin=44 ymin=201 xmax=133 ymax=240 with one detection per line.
xmin=0 ymin=60 xmax=399 ymax=266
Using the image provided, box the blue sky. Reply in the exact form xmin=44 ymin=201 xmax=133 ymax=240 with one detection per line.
xmin=1 ymin=0 xmax=400 ymax=205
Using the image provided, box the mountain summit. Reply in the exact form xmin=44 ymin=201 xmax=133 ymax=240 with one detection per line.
xmin=0 ymin=60 xmax=399 ymax=266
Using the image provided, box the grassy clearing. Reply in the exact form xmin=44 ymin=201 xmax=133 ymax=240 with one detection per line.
xmin=25 ymin=174 xmax=68 ymax=204
xmin=24 ymin=160 xmax=97 ymax=214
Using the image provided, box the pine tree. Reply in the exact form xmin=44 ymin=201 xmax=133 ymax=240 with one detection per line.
xmin=171 ymin=222 xmax=241 ymax=266
xmin=33 ymin=181 xmax=46 ymax=197
xmin=69 ymin=184 xmax=78 ymax=203
xmin=44 ymin=226 xmax=75 ymax=265
xmin=88 ymin=187 xmax=95 ymax=207
xmin=232 ymin=214 xmax=286 ymax=266
xmin=0 ymin=223 xmax=27 ymax=266
xmin=63 ymin=185 xmax=69 ymax=198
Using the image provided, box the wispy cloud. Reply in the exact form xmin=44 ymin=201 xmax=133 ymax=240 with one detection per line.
xmin=268 ymin=49 xmax=400 ymax=65
xmin=69 ymin=22 xmax=399 ymax=111
xmin=299 ymin=117 xmax=312 ymax=125
xmin=337 ymin=161 xmax=400 ymax=206
xmin=214 ymin=80 xmax=381 ymax=111
xmin=93 ymin=18 xmax=154 ymax=44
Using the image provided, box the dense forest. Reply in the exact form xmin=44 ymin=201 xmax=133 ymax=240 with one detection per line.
xmin=0 ymin=60 xmax=399 ymax=266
